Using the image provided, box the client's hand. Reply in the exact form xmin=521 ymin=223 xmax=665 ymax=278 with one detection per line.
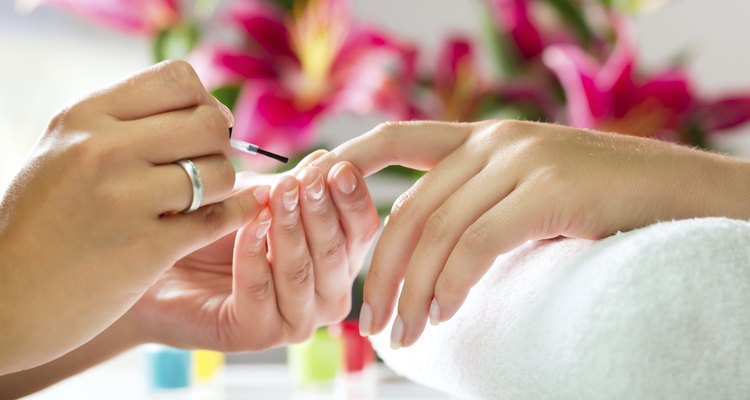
xmin=128 ymin=152 xmax=381 ymax=351
xmin=308 ymin=120 xmax=750 ymax=348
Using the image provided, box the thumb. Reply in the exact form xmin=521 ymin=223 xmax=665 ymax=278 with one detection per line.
xmin=162 ymin=186 xmax=270 ymax=255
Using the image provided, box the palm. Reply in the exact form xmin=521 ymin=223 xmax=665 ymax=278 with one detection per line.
xmin=131 ymin=232 xmax=242 ymax=349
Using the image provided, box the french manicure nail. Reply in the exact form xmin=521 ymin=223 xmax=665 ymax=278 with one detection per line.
xmin=429 ymin=298 xmax=441 ymax=326
xmin=306 ymin=173 xmax=324 ymax=201
xmin=359 ymin=303 xmax=373 ymax=336
xmin=255 ymin=209 xmax=271 ymax=239
xmin=282 ymin=187 xmax=298 ymax=212
xmin=253 ymin=186 xmax=270 ymax=204
xmin=390 ymin=315 xmax=404 ymax=350
xmin=334 ymin=163 xmax=357 ymax=194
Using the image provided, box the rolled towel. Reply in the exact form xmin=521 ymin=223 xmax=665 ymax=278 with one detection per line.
xmin=370 ymin=218 xmax=750 ymax=400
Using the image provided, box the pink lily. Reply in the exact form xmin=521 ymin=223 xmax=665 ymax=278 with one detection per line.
xmin=428 ymin=37 xmax=485 ymax=121
xmin=542 ymin=20 xmax=694 ymax=140
xmin=17 ymin=0 xmax=181 ymax=35
xmin=196 ymin=0 xmax=415 ymax=157
xmin=488 ymin=0 xmax=545 ymax=61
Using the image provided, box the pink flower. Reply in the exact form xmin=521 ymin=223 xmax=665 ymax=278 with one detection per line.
xmin=428 ymin=37 xmax=485 ymax=121
xmin=488 ymin=0 xmax=544 ymax=61
xmin=196 ymin=0 xmax=415 ymax=156
xmin=18 ymin=0 xmax=181 ymax=35
xmin=543 ymin=20 xmax=694 ymax=140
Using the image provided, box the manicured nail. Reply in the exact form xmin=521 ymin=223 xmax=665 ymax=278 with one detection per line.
xmin=253 ymin=186 xmax=270 ymax=204
xmin=282 ymin=187 xmax=298 ymax=212
xmin=429 ymin=298 xmax=441 ymax=326
xmin=255 ymin=209 xmax=271 ymax=239
xmin=359 ymin=303 xmax=373 ymax=336
xmin=306 ymin=173 xmax=325 ymax=201
xmin=334 ymin=162 xmax=356 ymax=194
xmin=390 ymin=315 xmax=404 ymax=350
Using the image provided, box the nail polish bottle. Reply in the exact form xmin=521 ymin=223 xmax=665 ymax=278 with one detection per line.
xmin=142 ymin=345 xmax=191 ymax=390
xmin=287 ymin=327 xmax=343 ymax=387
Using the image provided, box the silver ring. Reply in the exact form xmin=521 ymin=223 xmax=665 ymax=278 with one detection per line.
xmin=176 ymin=159 xmax=204 ymax=213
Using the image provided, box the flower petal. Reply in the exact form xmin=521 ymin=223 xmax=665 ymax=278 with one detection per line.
xmin=543 ymin=45 xmax=609 ymax=128
xmin=230 ymin=1 xmax=294 ymax=59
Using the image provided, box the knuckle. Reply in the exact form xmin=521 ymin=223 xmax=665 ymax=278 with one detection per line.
xmin=315 ymin=233 xmax=346 ymax=264
xmin=287 ymin=321 xmax=316 ymax=344
xmin=284 ymin=258 xmax=313 ymax=286
xmin=278 ymin=214 xmax=300 ymax=231
xmin=199 ymin=203 xmax=226 ymax=235
xmin=424 ymin=209 xmax=451 ymax=243
xmin=161 ymin=59 xmax=198 ymax=83
xmin=390 ymin=188 xmax=415 ymax=222
xmin=343 ymin=196 xmax=370 ymax=214
xmin=246 ymin=278 xmax=271 ymax=300
xmin=461 ymin=221 xmax=491 ymax=253
xmin=159 ymin=60 xmax=203 ymax=101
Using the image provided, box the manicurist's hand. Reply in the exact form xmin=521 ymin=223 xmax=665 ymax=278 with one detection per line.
xmin=308 ymin=120 xmax=750 ymax=348
xmin=0 ymin=60 xmax=262 ymax=374
xmin=128 ymin=151 xmax=381 ymax=351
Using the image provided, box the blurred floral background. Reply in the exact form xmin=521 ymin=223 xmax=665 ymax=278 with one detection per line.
xmin=11 ymin=0 xmax=750 ymax=177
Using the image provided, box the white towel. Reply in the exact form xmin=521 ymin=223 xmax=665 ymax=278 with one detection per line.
xmin=370 ymin=218 xmax=750 ymax=399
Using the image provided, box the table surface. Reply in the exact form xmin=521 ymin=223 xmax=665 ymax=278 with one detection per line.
xmin=22 ymin=348 xmax=459 ymax=400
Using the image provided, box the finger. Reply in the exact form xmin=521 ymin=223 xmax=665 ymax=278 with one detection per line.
xmin=327 ymin=161 xmax=380 ymax=277
xmin=159 ymin=185 xmax=267 ymax=258
xmin=266 ymin=175 xmax=316 ymax=342
xmin=291 ymin=149 xmax=328 ymax=175
xmin=232 ymin=204 xmax=284 ymax=349
xmin=125 ymin=104 xmax=230 ymax=164
xmin=310 ymin=120 xmax=485 ymax=177
xmin=434 ymin=182 xmax=541 ymax=324
xmin=86 ymin=60 xmax=213 ymax=120
xmin=296 ymin=166 xmax=351 ymax=323
xmin=395 ymin=161 xmax=517 ymax=348
xmin=359 ymin=145 xmax=483 ymax=337
xmin=149 ymin=154 xmax=236 ymax=214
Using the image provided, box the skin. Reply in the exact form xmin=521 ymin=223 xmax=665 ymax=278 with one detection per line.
xmin=307 ymin=119 xmax=750 ymax=349
xmin=0 ymin=61 xmax=381 ymax=397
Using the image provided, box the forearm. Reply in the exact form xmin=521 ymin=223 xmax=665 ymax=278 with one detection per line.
xmin=0 ymin=228 xmax=160 ymax=374
xmin=0 ymin=312 xmax=144 ymax=400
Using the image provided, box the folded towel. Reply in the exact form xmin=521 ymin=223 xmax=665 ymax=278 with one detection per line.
xmin=371 ymin=218 xmax=750 ymax=400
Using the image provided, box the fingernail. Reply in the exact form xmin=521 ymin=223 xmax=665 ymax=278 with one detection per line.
xmin=253 ymin=186 xmax=270 ymax=204
xmin=359 ymin=303 xmax=373 ymax=336
xmin=429 ymin=298 xmax=441 ymax=326
xmin=282 ymin=187 xmax=298 ymax=212
xmin=255 ymin=209 xmax=271 ymax=239
xmin=390 ymin=315 xmax=404 ymax=350
xmin=306 ymin=173 xmax=325 ymax=201
xmin=334 ymin=163 xmax=357 ymax=194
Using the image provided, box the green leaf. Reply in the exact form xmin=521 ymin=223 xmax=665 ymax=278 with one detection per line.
xmin=153 ymin=23 xmax=200 ymax=62
xmin=211 ymin=85 xmax=242 ymax=111
xmin=480 ymin=0 xmax=522 ymax=77
xmin=543 ymin=0 xmax=593 ymax=46
xmin=683 ymin=122 xmax=710 ymax=150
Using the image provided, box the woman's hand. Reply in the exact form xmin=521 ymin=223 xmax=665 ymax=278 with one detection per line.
xmin=308 ymin=120 xmax=750 ymax=348
xmin=0 ymin=61 xmax=261 ymax=373
xmin=127 ymin=154 xmax=381 ymax=351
